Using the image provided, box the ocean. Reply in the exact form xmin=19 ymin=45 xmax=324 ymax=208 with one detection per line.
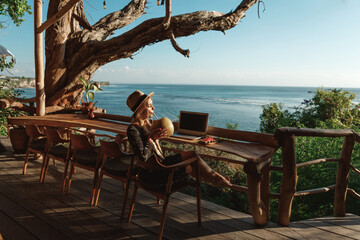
xmin=20 ymin=85 xmax=360 ymax=132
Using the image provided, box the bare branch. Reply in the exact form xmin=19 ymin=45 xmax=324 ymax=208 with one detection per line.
xmin=257 ymin=0 xmax=265 ymax=19
xmin=90 ymin=0 xmax=259 ymax=62
xmin=162 ymin=0 xmax=171 ymax=29
xmin=169 ymin=31 xmax=189 ymax=58
xmin=88 ymin=0 xmax=147 ymax=41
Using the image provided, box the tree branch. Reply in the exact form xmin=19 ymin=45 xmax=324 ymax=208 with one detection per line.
xmin=46 ymin=0 xmax=258 ymax=107
xmin=169 ymin=30 xmax=189 ymax=57
xmin=86 ymin=0 xmax=147 ymax=41
xmin=91 ymin=0 xmax=258 ymax=61
xmin=162 ymin=0 xmax=171 ymax=29
xmin=73 ymin=13 xmax=93 ymax=30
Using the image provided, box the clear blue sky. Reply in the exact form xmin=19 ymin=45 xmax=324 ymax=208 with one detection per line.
xmin=1 ymin=0 xmax=359 ymax=87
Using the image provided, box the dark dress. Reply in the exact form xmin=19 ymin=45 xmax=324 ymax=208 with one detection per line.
xmin=127 ymin=124 xmax=187 ymax=188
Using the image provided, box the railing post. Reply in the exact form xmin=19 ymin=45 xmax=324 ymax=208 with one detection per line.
xmin=277 ymin=134 xmax=297 ymax=226
xmin=334 ymin=135 xmax=355 ymax=216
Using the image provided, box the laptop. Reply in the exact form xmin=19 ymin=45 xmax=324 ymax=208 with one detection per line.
xmin=172 ymin=111 xmax=209 ymax=140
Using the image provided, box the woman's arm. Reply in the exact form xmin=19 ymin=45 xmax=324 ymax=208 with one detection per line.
xmin=127 ymin=125 xmax=154 ymax=162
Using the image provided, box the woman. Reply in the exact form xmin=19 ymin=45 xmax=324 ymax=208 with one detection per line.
xmin=126 ymin=90 xmax=232 ymax=187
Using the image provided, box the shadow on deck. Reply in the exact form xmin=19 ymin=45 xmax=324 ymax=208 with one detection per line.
xmin=0 ymin=137 xmax=359 ymax=240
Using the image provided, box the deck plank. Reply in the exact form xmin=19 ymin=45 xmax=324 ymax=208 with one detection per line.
xmin=41 ymin=160 xmax=155 ymax=239
xmin=0 ymin=189 xmax=69 ymax=240
xmin=0 ymin=206 xmax=37 ymax=240
xmin=297 ymin=216 xmax=360 ymax=239
xmin=96 ymin=173 xmax=258 ymax=239
xmin=1 ymin=137 xmax=359 ymax=240
xmin=0 ymin=162 xmax=117 ymax=239
xmin=319 ymin=214 xmax=360 ymax=232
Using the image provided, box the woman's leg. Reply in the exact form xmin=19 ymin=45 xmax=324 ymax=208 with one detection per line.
xmin=180 ymin=151 xmax=231 ymax=187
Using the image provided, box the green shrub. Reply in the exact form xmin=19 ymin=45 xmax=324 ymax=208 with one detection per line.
xmin=260 ymin=88 xmax=360 ymax=133
xmin=259 ymin=102 xmax=298 ymax=134
xmin=260 ymin=88 xmax=360 ymax=221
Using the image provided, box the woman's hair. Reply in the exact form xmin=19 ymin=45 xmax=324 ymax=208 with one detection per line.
xmin=132 ymin=98 xmax=152 ymax=128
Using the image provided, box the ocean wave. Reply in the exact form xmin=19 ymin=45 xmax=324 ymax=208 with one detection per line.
xmin=211 ymin=97 xmax=300 ymax=107
xmin=158 ymin=93 xmax=300 ymax=108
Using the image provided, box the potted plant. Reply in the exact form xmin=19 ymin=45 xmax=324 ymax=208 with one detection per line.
xmin=0 ymin=79 xmax=29 ymax=153
xmin=79 ymin=77 xmax=103 ymax=115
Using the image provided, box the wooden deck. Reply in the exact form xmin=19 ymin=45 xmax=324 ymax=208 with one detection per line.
xmin=1 ymin=137 xmax=359 ymax=240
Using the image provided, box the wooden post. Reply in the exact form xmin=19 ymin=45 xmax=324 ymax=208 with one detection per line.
xmin=277 ymin=134 xmax=297 ymax=226
xmin=244 ymin=162 xmax=267 ymax=225
xmin=34 ymin=0 xmax=45 ymax=116
xmin=334 ymin=135 xmax=354 ymax=216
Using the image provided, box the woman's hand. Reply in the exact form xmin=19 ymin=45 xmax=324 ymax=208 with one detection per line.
xmin=149 ymin=128 xmax=169 ymax=140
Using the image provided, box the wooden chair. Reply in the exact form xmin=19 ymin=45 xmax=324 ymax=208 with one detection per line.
xmin=93 ymin=139 xmax=136 ymax=219
xmin=40 ymin=128 xmax=71 ymax=192
xmin=66 ymin=133 xmax=101 ymax=205
xmin=23 ymin=125 xmax=47 ymax=175
xmin=127 ymin=156 xmax=202 ymax=240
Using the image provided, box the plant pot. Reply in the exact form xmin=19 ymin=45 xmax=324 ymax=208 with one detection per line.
xmin=9 ymin=127 xmax=29 ymax=153
xmin=81 ymin=102 xmax=93 ymax=114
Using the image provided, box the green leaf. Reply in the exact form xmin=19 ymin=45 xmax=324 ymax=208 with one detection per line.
xmin=0 ymin=0 xmax=32 ymax=29
xmin=88 ymin=92 xmax=95 ymax=102
xmin=79 ymin=77 xmax=88 ymax=88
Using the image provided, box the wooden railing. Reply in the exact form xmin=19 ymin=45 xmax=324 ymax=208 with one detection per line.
xmin=274 ymin=127 xmax=360 ymax=226
xmin=88 ymin=115 xmax=360 ymax=226
xmin=8 ymin=112 xmax=360 ymax=226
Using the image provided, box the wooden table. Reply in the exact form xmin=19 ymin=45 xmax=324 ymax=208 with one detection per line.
xmin=8 ymin=113 xmax=278 ymax=225
xmin=8 ymin=113 xmax=129 ymax=135
xmin=9 ymin=113 xmax=276 ymax=162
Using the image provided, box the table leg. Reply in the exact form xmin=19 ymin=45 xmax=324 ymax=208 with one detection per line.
xmin=261 ymin=161 xmax=271 ymax=222
xmin=244 ymin=161 xmax=268 ymax=225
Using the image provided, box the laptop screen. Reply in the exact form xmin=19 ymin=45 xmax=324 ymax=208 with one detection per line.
xmin=177 ymin=111 xmax=209 ymax=136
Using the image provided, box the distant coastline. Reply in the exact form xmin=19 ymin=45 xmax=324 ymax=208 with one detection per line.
xmin=0 ymin=75 xmax=110 ymax=88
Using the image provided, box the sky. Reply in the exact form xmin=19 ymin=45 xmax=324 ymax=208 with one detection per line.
xmin=0 ymin=0 xmax=360 ymax=88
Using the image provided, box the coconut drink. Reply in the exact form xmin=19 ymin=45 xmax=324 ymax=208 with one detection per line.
xmin=151 ymin=117 xmax=174 ymax=136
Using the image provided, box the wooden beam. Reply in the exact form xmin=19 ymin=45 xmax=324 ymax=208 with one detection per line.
xmin=277 ymin=134 xmax=297 ymax=226
xmin=347 ymin=188 xmax=360 ymax=200
xmin=294 ymin=185 xmax=336 ymax=197
xmin=207 ymin=126 xmax=278 ymax=147
xmin=296 ymin=158 xmax=340 ymax=168
xmin=275 ymin=127 xmax=353 ymax=138
xmin=334 ymin=135 xmax=355 ymax=216
xmin=36 ymin=0 xmax=82 ymax=34
xmin=350 ymin=164 xmax=360 ymax=176
xmin=34 ymin=0 xmax=45 ymax=116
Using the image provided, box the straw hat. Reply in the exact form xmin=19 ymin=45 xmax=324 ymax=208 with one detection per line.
xmin=126 ymin=90 xmax=154 ymax=117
